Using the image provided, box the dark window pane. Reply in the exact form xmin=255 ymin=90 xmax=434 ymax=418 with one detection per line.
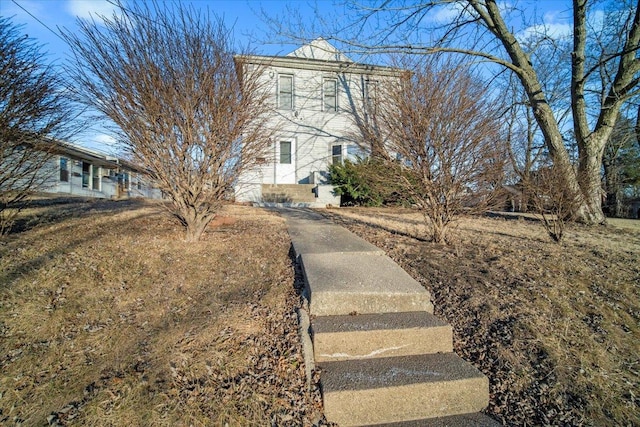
xmin=59 ymin=158 xmax=68 ymax=182
xmin=82 ymin=162 xmax=90 ymax=188
xmin=332 ymin=145 xmax=342 ymax=165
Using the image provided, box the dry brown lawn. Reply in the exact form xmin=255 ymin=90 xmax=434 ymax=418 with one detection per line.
xmin=321 ymin=207 xmax=640 ymax=426
xmin=1 ymin=198 xmax=322 ymax=426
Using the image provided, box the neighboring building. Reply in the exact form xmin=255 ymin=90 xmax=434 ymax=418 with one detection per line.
xmin=235 ymin=38 xmax=399 ymax=206
xmin=38 ymin=140 xmax=162 ymax=200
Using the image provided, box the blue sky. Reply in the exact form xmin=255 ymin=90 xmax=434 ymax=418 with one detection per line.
xmin=2 ymin=0 xmax=575 ymax=152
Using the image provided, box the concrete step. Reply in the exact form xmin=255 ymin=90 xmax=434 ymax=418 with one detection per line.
xmin=288 ymin=223 xmax=384 ymax=258
xmin=361 ymin=412 xmax=500 ymax=426
xmin=320 ymin=353 xmax=489 ymax=426
xmin=262 ymin=184 xmax=317 ymax=203
xmin=313 ymin=312 xmax=453 ymax=362
xmin=300 ymin=252 xmax=434 ymax=316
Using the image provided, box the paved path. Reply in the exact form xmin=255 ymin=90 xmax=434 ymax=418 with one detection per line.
xmin=278 ymin=208 xmax=499 ymax=427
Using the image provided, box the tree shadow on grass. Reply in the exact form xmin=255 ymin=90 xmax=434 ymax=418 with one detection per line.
xmin=6 ymin=197 xmax=151 ymax=235
xmin=320 ymin=209 xmax=430 ymax=242
xmin=0 ymin=207 xmax=159 ymax=289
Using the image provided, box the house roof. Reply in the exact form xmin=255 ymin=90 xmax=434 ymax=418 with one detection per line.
xmin=236 ymin=39 xmax=400 ymax=77
xmin=45 ymin=139 xmax=145 ymax=173
xmin=286 ymin=38 xmax=353 ymax=63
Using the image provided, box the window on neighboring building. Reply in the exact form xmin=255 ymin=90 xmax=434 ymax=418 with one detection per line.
xmin=82 ymin=162 xmax=91 ymax=188
xmin=280 ymin=141 xmax=292 ymax=164
xmin=278 ymin=75 xmax=293 ymax=110
xmin=92 ymin=165 xmax=101 ymax=191
xmin=59 ymin=157 xmax=69 ymax=182
xmin=332 ymin=145 xmax=342 ymax=166
xmin=324 ymin=78 xmax=337 ymax=112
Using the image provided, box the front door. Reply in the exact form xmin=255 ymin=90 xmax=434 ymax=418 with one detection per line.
xmin=275 ymin=139 xmax=296 ymax=184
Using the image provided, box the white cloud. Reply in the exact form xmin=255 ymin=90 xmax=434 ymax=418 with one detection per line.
xmin=519 ymin=11 xmax=572 ymax=42
xmin=66 ymin=0 xmax=118 ymax=21
xmin=427 ymin=1 xmax=513 ymax=24
xmin=92 ymin=133 xmax=117 ymax=147
xmin=429 ymin=4 xmax=464 ymax=23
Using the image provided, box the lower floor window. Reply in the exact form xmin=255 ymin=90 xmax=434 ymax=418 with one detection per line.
xmin=59 ymin=157 xmax=69 ymax=182
xmin=332 ymin=145 xmax=342 ymax=166
xmin=280 ymin=141 xmax=292 ymax=164
xmin=82 ymin=162 xmax=91 ymax=188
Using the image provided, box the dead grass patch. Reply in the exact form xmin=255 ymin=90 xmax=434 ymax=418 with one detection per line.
xmin=1 ymin=198 xmax=322 ymax=426
xmin=321 ymin=207 xmax=639 ymax=426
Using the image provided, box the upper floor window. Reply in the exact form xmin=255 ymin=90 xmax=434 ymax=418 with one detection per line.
xmin=278 ymin=74 xmax=293 ymax=110
xmin=365 ymin=79 xmax=378 ymax=114
xmin=323 ymin=79 xmax=337 ymax=112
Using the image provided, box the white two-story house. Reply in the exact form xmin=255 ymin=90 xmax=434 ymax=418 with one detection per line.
xmin=235 ymin=38 xmax=399 ymax=206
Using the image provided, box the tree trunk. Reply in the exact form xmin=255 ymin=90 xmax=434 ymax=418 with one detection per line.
xmin=184 ymin=215 xmax=211 ymax=242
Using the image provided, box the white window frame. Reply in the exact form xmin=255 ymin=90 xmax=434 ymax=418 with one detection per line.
xmin=92 ymin=165 xmax=101 ymax=191
xmin=365 ymin=79 xmax=378 ymax=115
xmin=323 ymin=78 xmax=338 ymax=112
xmin=278 ymin=74 xmax=294 ymax=110
xmin=279 ymin=140 xmax=292 ymax=164
xmin=331 ymin=144 xmax=343 ymax=166
xmin=82 ymin=162 xmax=91 ymax=188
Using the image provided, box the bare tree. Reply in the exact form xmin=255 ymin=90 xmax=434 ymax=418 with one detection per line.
xmin=526 ymin=164 xmax=583 ymax=243
xmin=0 ymin=17 xmax=77 ymax=234
xmin=373 ymin=57 xmax=506 ymax=243
xmin=603 ymin=111 xmax=640 ymax=217
xmin=63 ymin=1 xmax=274 ymax=242
xmin=265 ymin=0 xmax=640 ymax=225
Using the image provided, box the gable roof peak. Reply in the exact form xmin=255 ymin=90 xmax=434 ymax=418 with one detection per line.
xmin=286 ymin=37 xmax=353 ymax=62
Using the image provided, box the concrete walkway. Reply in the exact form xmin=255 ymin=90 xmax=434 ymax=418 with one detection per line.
xmin=278 ymin=208 xmax=499 ymax=427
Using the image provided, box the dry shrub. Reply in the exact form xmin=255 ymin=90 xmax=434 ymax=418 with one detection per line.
xmin=323 ymin=207 xmax=640 ymax=426
xmin=373 ymin=56 xmax=507 ymax=244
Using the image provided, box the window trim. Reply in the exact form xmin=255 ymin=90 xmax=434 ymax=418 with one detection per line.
xmin=365 ymin=79 xmax=378 ymax=115
xmin=279 ymin=140 xmax=292 ymax=164
xmin=331 ymin=144 xmax=343 ymax=166
xmin=323 ymin=78 xmax=338 ymax=112
xmin=278 ymin=74 xmax=294 ymax=110
xmin=92 ymin=165 xmax=101 ymax=191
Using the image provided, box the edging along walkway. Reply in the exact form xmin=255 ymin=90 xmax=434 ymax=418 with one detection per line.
xmin=279 ymin=208 xmax=500 ymax=427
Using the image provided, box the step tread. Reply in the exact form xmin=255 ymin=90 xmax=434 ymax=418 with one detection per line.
xmin=320 ymin=353 xmax=485 ymax=392
xmin=313 ymin=311 xmax=449 ymax=333
xmin=363 ymin=412 xmax=501 ymax=427
xmin=302 ymin=252 xmax=433 ymax=315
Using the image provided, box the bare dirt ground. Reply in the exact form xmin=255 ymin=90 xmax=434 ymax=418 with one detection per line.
xmin=320 ymin=207 xmax=640 ymax=426
xmin=1 ymin=198 xmax=324 ymax=426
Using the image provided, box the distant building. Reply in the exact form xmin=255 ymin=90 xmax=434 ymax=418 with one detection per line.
xmin=38 ymin=140 xmax=162 ymax=200
xmin=235 ymin=38 xmax=399 ymax=206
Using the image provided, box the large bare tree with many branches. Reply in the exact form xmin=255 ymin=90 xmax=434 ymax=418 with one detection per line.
xmin=64 ymin=2 xmax=274 ymax=241
xmin=265 ymin=0 xmax=639 ymax=224
xmin=361 ymin=57 xmax=506 ymax=243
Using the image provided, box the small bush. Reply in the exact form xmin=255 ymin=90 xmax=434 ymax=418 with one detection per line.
xmin=329 ymin=158 xmax=383 ymax=206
